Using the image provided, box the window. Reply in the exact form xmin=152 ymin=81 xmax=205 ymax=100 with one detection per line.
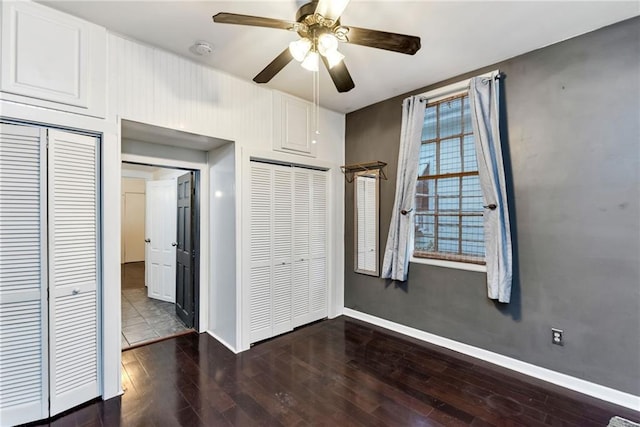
xmin=413 ymin=92 xmax=485 ymax=265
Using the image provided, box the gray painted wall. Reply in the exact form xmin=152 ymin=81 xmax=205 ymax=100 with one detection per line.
xmin=344 ymin=18 xmax=640 ymax=395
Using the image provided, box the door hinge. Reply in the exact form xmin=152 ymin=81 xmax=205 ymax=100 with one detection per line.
xmin=47 ymin=288 xmax=49 ymax=301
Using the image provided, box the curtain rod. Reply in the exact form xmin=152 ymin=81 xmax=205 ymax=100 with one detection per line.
xmin=404 ymin=72 xmax=504 ymax=105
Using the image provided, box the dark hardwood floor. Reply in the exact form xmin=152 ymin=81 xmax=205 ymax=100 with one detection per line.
xmin=33 ymin=317 xmax=639 ymax=426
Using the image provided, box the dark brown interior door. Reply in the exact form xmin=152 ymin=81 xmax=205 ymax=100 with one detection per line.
xmin=176 ymin=172 xmax=195 ymax=327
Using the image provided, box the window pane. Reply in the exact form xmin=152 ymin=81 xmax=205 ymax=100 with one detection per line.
xmin=414 ymin=214 xmax=435 ymax=252
xmin=419 ymin=142 xmax=436 ymax=176
xmin=463 ymin=97 xmax=472 ymax=133
xmin=462 ymin=241 xmax=484 ymax=257
xmin=463 ymin=135 xmax=477 ymax=172
xmin=437 ymin=177 xmax=459 ymax=196
xmin=461 ymin=216 xmax=483 ymax=241
xmin=422 ymin=106 xmax=437 ymax=141
xmin=438 ymin=223 xmax=459 ymax=239
xmin=461 ymin=175 xmax=483 ymax=213
xmin=416 ymin=193 xmax=435 ymax=213
xmin=440 ymin=137 xmax=462 ymax=174
xmin=438 ymin=238 xmax=459 ymax=254
xmin=437 ymin=196 xmax=459 ymax=212
xmin=439 ymin=98 xmax=462 ymax=138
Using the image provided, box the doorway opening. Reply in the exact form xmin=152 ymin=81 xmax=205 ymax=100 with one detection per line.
xmin=120 ymin=162 xmax=200 ymax=349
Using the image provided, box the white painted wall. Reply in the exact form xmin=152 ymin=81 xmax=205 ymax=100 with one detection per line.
xmin=207 ymin=143 xmax=237 ymax=350
xmin=121 ymin=178 xmax=146 ymax=263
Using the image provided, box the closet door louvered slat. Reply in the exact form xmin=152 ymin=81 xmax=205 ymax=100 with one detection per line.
xmin=0 ymin=124 xmax=48 ymax=426
xmin=47 ymin=130 xmax=99 ymax=416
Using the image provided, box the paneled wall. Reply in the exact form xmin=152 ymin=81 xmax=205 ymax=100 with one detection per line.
xmin=107 ymin=34 xmax=345 ymax=157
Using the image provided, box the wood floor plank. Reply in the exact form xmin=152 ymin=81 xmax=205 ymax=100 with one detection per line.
xmin=28 ymin=318 xmax=640 ymax=427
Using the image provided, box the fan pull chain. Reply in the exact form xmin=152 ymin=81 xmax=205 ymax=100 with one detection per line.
xmin=312 ymin=68 xmax=320 ymax=144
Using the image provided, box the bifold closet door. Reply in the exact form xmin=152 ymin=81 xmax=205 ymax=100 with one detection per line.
xmin=248 ymin=162 xmax=295 ymax=343
xmin=292 ymin=169 xmax=328 ymax=327
xmin=47 ymin=130 xmax=99 ymax=416
xmin=0 ymin=124 xmax=48 ymax=426
xmin=308 ymin=171 xmax=328 ymax=321
xmin=248 ymin=163 xmax=274 ymax=343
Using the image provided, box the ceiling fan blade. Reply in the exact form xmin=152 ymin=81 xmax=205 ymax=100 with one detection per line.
xmin=253 ymin=49 xmax=294 ymax=84
xmin=315 ymin=0 xmax=351 ymax=21
xmin=213 ymin=12 xmax=296 ymax=30
xmin=322 ymin=56 xmax=355 ymax=93
xmin=345 ymin=26 xmax=421 ymax=55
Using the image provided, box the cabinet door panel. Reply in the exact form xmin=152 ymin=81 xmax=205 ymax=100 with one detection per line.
xmin=272 ymin=93 xmax=317 ymax=157
xmin=0 ymin=1 xmax=107 ymax=117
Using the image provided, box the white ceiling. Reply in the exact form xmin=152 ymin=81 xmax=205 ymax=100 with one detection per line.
xmin=42 ymin=1 xmax=639 ymax=113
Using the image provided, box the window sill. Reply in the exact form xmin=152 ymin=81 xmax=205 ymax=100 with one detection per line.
xmin=410 ymin=255 xmax=487 ymax=273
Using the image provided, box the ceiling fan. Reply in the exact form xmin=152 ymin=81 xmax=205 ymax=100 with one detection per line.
xmin=212 ymin=0 xmax=421 ymax=93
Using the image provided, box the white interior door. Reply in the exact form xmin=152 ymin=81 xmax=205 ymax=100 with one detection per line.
xmin=0 ymin=124 xmax=48 ymax=426
xmin=123 ymin=192 xmax=145 ymax=262
xmin=145 ymin=179 xmax=177 ymax=302
xmin=47 ymin=129 xmax=99 ymax=416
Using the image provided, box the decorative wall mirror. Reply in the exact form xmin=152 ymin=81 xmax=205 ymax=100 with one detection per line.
xmin=354 ymin=170 xmax=380 ymax=276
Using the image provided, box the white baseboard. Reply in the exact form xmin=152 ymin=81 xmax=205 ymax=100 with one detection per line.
xmin=206 ymin=330 xmax=239 ymax=354
xmin=343 ymin=308 xmax=640 ymax=411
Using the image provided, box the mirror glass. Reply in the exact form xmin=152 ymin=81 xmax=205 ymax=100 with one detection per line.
xmin=354 ymin=170 xmax=379 ymax=276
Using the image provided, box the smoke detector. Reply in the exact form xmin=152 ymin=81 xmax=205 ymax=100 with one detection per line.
xmin=190 ymin=41 xmax=213 ymax=56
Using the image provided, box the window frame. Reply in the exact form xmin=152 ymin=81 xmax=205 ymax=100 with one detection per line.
xmin=409 ymin=72 xmax=495 ymax=273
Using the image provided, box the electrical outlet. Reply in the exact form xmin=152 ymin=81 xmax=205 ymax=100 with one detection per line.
xmin=552 ymin=328 xmax=564 ymax=346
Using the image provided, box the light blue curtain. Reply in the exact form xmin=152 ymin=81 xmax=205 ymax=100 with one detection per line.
xmin=381 ymin=96 xmax=426 ymax=281
xmin=469 ymin=74 xmax=513 ymax=303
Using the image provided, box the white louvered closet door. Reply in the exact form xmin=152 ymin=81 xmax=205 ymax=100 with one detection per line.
xmin=308 ymin=171 xmax=328 ymax=321
xmin=47 ymin=130 xmax=99 ymax=416
xmin=248 ymin=163 xmax=273 ymax=343
xmin=0 ymin=124 xmax=48 ymax=426
xmin=291 ymin=169 xmax=311 ymax=327
xmin=271 ymin=165 xmax=293 ymax=336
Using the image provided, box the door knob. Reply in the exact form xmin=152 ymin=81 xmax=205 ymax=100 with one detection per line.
xmin=145 ymin=238 xmax=151 ymax=243
xmin=171 ymin=242 xmax=178 ymax=247
xmin=72 ymin=289 xmax=80 ymax=295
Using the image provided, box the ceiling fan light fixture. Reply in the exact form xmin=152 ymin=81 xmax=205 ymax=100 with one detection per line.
xmin=317 ymin=33 xmax=339 ymax=56
xmin=289 ymin=38 xmax=312 ymax=62
xmin=301 ymin=50 xmax=320 ymax=72
xmin=325 ymin=49 xmax=345 ymax=68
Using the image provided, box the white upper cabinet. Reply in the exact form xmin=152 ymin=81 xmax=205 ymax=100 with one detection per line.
xmin=272 ymin=91 xmax=317 ymax=158
xmin=0 ymin=1 xmax=106 ymax=117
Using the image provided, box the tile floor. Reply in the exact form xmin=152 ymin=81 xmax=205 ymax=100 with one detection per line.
xmin=121 ymin=262 xmax=190 ymax=349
